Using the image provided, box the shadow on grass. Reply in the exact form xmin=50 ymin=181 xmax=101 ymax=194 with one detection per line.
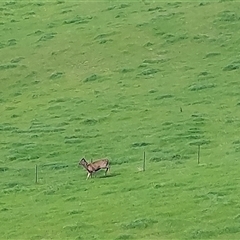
xmin=98 ymin=172 xmax=121 ymax=178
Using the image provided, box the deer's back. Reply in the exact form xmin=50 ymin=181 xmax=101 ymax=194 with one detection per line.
xmin=90 ymin=159 xmax=109 ymax=170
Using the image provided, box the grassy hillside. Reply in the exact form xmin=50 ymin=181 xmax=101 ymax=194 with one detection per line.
xmin=1 ymin=0 xmax=240 ymax=239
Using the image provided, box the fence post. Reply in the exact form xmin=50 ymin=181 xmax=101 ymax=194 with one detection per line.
xmin=197 ymin=145 xmax=201 ymax=164
xmin=35 ymin=165 xmax=38 ymax=184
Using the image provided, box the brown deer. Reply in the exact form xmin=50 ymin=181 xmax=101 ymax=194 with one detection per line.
xmin=79 ymin=157 xmax=110 ymax=180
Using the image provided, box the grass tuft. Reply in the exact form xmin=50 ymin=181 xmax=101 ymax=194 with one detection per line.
xmin=50 ymin=72 xmax=64 ymax=79
xmin=84 ymin=74 xmax=99 ymax=82
xmin=188 ymin=83 xmax=216 ymax=91
xmin=122 ymin=218 xmax=158 ymax=230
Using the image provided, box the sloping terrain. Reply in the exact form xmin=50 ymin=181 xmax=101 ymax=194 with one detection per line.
xmin=1 ymin=1 xmax=240 ymax=239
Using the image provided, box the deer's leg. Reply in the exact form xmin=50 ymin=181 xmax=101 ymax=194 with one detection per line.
xmin=86 ymin=172 xmax=91 ymax=180
xmin=105 ymin=166 xmax=109 ymax=175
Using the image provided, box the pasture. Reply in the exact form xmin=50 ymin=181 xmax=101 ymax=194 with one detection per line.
xmin=1 ymin=0 xmax=240 ymax=239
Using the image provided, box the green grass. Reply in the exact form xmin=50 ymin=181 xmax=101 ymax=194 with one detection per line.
xmin=1 ymin=0 xmax=240 ymax=239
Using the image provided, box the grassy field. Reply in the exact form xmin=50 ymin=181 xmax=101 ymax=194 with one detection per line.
xmin=1 ymin=0 xmax=240 ymax=239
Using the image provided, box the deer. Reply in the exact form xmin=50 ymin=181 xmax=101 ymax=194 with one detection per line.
xmin=79 ymin=157 xmax=110 ymax=180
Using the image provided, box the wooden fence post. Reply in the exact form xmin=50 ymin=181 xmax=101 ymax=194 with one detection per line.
xmin=143 ymin=151 xmax=146 ymax=171
xmin=197 ymin=145 xmax=201 ymax=164
xmin=35 ymin=165 xmax=38 ymax=184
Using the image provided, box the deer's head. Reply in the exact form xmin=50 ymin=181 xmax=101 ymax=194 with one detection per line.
xmin=79 ymin=158 xmax=88 ymax=167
